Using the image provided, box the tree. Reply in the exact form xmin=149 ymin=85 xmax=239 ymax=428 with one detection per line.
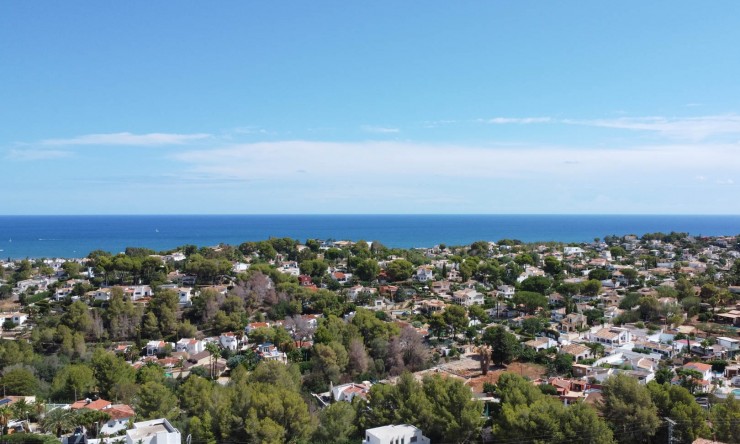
xmin=543 ymin=256 xmax=563 ymax=276
xmin=443 ymin=305 xmax=469 ymax=339
xmin=588 ymin=268 xmax=610 ymax=281
xmin=647 ymin=382 xmax=709 ymax=444
xmin=0 ymin=366 xmax=40 ymax=395
xmin=711 ymin=395 xmax=740 ymax=443
xmin=385 ymin=260 xmax=414 ymax=281
xmin=41 ymin=407 xmax=76 ymax=437
xmin=90 ymin=348 xmax=136 ymax=401
xmin=520 ymin=276 xmax=552 ymax=295
xmin=355 ymin=259 xmax=380 ymax=282
xmin=600 ymin=374 xmax=660 ymax=443
xmin=482 ymin=326 xmax=520 ymax=366
xmin=513 ymin=291 xmax=548 ymax=314
xmin=205 ymin=342 xmax=221 ymax=380
xmin=581 ymin=279 xmax=602 ymax=296
xmin=494 ymin=375 xmax=614 ymax=444
xmin=51 ymin=364 xmax=96 ymax=401
xmin=136 ymin=381 xmax=179 ymax=420
xmin=314 ymin=401 xmax=356 ymax=443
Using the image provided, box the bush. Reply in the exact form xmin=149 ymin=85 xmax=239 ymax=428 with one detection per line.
xmin=539 ymin=384 xmax=558 ymax=395
xmin=482 ymin=382 xmax=496 ymax=394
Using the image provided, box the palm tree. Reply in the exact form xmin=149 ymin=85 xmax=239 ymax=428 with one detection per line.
xmin=205 ymin=342 xmax=221 ymax=379
xmin=41 ymin=407 xmax=76 ymax=437
xmin=12 ymin=399 xmax=32 ymax=423
xmin=0 ymin=406 xmax=13 ymax=435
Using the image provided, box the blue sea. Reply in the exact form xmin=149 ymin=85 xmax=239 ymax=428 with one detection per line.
xmin=0 ymin=215 xmax=739 ymax=259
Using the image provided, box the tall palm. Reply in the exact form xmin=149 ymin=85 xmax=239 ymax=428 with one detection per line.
xmin=41 ymin=407 xmax=76 ymax=437
xmin=0 ymin=406 xmax=13 ymax=435
xmin=205 ymin=342 xmax=221 ymax=379
xmin=12 ymin=399 xmax=32 ymax=423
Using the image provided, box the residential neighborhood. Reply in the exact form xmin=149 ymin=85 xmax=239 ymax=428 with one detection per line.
xmin=0 ymin=233 xmax=739 ymax=443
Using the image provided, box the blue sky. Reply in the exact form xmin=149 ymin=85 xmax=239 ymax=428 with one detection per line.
xmin=2 ymin=1 xmax=740 ymax=214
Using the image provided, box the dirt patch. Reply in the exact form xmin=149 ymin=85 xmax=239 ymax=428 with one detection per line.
xmin=467 ymin=362 xmax=547 ymax=394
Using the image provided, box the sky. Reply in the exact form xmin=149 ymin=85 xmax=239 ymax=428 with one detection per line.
xmin=2 ymin=1 xmax=740 ymax=215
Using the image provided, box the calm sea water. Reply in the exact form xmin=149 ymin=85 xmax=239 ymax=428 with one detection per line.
xmin=0 ymin=215 xmax=738 ymax=259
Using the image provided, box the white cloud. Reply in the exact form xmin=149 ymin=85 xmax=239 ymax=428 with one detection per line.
xmin=6 ymin=149 xmax=71 ymax=161
xmin=40 ymin=132 xmax=211 ymax=146
xmin=172 ymin=140 xmax=740 ymax=182
xmin=361 ymin=125 xmax=400 ymax=134
xmin=564 ymin=115 xmax=740 ymax=140
xmin=716 ymin=179 xmax=735 ymax=185
xmin=482 ymin=117 xmax=552 ymax=124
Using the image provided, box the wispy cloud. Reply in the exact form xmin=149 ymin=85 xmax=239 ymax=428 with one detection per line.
xmin=6 ymin=149 xmax=71 ymax=161
xmin=716 ymin=178 xmax=735 ymax=185
xmin=482 ymin=117 xmax=553 ymax=124
xmin=172 ymin=140 xmax=740 ymax=185
xmin=563 ymin=115 xmax=740 ymax=140
xmin=40 ymin=132 xmax=211 ymax=146
xmin=361 ymin=125 xmax=400 ymax=134
xmin=476 ymin=114 xmax=740 ymax=140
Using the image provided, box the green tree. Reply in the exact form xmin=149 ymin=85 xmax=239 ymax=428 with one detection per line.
xmin=581 ymin=279 xmax=602 ymax=296
xmin=711 ymin=395 xmax=740 ymax=443
xmin=647 ymin=382 xmax=709 ymax=444
xmin=51 ymin=364 xmax=96 ymax=401
xmin=136 ymin=381 xmax=179 ymax=420
xmin=385 ymin=260 xmax=414 ymax=281
xmin=520 ymin=276 xmax=552 ymax=295
xmin=0 ymin=366 xmax=40 ymax=395
xmin=600 ymin=374 xmax=660 ymax=443
xmin=90 ymin=348 xmax=136 ymax=400
xmin=355 ymin=259 xmax=380 ymax=282
xmin=513 ymin=291 xmax=548 ymax=314
xmin=314 ymin=401 xmax=356 ymax=443
xmin=482 ymin=326 xmax=520 ymax=366
xmin=443 ymin=304 xmax=469 ymax=339
xmin=41 ymin=407 xmax=76 ymax=437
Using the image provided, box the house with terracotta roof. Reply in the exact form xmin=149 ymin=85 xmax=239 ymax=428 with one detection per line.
xmin=145 ymin=340 xmax=170 ymax=356
xmin=99 ymin=404 xmax=136 ymax=436
xmin=71 ymin=398 xmax=112 ymax=411
xmin=682 ymin=362 xmax=713 ymax=381
xmin=176 ymin=338 xmax=204 ymax=356
xmin=524 ymin=337 xmax=557 ymax=352
xmin=452 ymin=288 xmax=484 ymax=307
xmin=331 ymin=382 xmax=372 ymax=402
xmin=219 ymin=332 xmax=239 ymax=351
xmin=590 ymin=327 xmax=632 ymax=347
xmin=559 ymin=343 xmax=592 ymax=362
xmin=559 ymin=313 xmax=587 ymax=333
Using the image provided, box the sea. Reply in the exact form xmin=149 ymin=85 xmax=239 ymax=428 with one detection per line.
xmin=0 ymin=215 xmax=739 ymax=259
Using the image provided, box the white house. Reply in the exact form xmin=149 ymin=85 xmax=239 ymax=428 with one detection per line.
xmin=177 ymin=287 xmax=192 ymax=305
xmin=99 ymin=404 xmax=136 ymax=436
xmin=331 ymin=382 xmax=372 ymax=402
xmin=717 ymin=337 xmax=740 ymax=357
xmin=452 ymin=288 xmax=484 ymax=306
xmin=682 ymin=362 xmax=713 ymax=382
xmin=590 ymin=327 xmax=632 ymax=347
xmin=123 ymin=285 xmax=153 ymax=301
xmin=94 ymin=288 xmax=113 ymax=301
xmin=219 ymin=332 xmax=239 ymax=351
xmin=0 ymin=313 xmax=28 ymax=327
xmin=176 ymin=338 xmax=204 ymax=355
xmin=126 ymin=418 xmax=181 ymax=444
xmin=497 ymin=285 xmax=516 ymax=300
xmin=255 ymin=343 xmax=287 ymax=363
xmin=145 ymin=340 xmax=169 ymax=356
xmin=414 ymin=266 xmax=434 ymax=283
xmin=363 ymin=424 xmax=430 ymax=444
